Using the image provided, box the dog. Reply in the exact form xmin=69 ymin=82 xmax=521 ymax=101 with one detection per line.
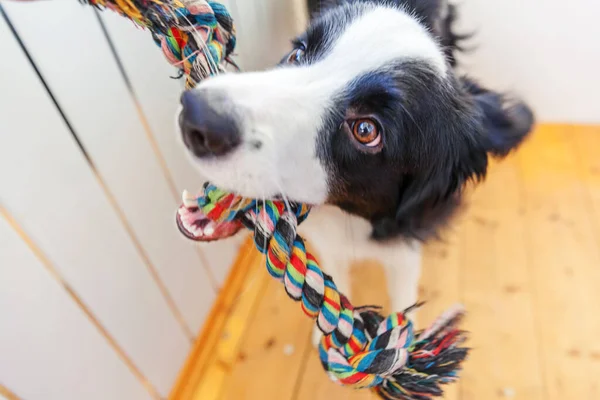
xmin=177 ymin=0 xmax=534 ymax=343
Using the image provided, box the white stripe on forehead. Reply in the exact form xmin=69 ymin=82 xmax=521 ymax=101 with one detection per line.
xmin=198 ymin=5 xmax=447 ymax=115
xmin=313 ymin=5 xmax=448 ymax=81
xmin=200 ymin=5 xmax=446 ymax=94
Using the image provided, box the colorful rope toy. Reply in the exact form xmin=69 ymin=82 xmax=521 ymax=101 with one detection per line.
xmin=80 ymin=1 xmax=469 ymax=398
xmin=83 ymin=0 xmax=237 ymax=89
xmin=176 ymin=185 xmax=468 ymax=399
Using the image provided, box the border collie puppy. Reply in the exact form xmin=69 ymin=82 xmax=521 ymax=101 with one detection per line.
xmin=177 ymin=0 xmax=534 ymax=338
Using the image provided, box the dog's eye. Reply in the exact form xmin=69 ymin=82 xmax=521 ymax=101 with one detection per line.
xmin=287 ymin=48 xmax=305 ymax=64
xmin=351 ymin=118 xmax=381 ymax=147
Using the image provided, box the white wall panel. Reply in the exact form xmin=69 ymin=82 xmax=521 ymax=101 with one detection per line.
xmin=253 ymin=0 xmax=307 ymax=66
xmin=0 ymin=12 xmax=187 ymax=396
xmin=99 ymin=10 xmax=244 ymax=287
xmin=2 ymin=1 xmax=217 ymax=335
xmin=0 ymin=216 xmax=152 ymax=400
xmin=456 ymin=0 xmax=600 ymax=123
xmin=232 ymin=0 xmax=304 ymax=70
xmin=99 ymin=11 xmax=196 ymax=194
xmin=95 ymin=0 xmax=306 ymax=287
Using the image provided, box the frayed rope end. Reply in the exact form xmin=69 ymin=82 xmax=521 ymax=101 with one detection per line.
xmin=320 ymin=304 xmax=468 ymax=400
xmin=177 ymin=184 xmax=469 ymax=400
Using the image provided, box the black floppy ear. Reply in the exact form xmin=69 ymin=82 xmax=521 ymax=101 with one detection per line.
xmin=401 ymin=0 xmax=445 ymax=26
xmin=370 ymin=90 xmax=491 ymax=241
xmin=306 ymin=0 xmax=347 ymax=17
xmin=370 ymin=74 xmax=530 ymax=241
xmin=464 ymin=77 xmax=535 ymax=157
xmin=306 ymin=0 xmax=403 ymax=18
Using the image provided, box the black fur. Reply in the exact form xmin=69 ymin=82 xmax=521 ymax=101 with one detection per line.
xmin=308 ymin=0 xmax=469 ymax=66
xmin=304 ymin=0 xmax=534 ymax=241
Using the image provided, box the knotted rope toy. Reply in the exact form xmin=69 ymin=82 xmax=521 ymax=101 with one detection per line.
xmin=78 ymin=1 xmax=469 ymax=398
xmin=83 ymin=0 xmax=237 ymax=88
xmin=177 ymin=185 xmax=468 ymax=399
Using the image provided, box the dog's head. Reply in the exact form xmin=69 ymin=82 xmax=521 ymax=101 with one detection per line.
xmin=178 ymin=0 xmax=534 ymax=240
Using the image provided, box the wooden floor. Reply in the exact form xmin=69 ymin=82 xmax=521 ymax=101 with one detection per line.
xmin=174 ymin=125 xmax=600 ymax=400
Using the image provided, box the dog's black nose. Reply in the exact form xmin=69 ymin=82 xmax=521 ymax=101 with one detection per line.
xmin=179 ymin=90 xmax=241 ymax=158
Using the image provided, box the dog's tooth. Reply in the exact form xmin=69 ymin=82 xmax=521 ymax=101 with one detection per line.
xmin=193 ymin=226 xmax=204 ymax=237
xmin=182 ymin=190 xmax=197 ymax=208
xmin=204 ymin=222 xmax=215 ymax=236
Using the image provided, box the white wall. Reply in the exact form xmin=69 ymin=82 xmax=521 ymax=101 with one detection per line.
xmin=455 ymin=0 xmax=600 ymax=124
xmin=0 ymin=0 xmax=302 ymax=398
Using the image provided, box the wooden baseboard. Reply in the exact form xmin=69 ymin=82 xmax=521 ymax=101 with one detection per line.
xmin=169 ymin=235 xmax=257 ymax=400
xmin=0 ymin=383 xmax=20 ymax=400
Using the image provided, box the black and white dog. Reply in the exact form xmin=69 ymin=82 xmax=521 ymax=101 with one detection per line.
xmin=178 ymin=0 xmax=533 ymax=339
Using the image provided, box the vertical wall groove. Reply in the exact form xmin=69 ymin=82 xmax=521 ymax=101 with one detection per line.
xmin=0 ymin=5 xmax=93 ymax=167
xmin=1 ymin=5 xmax=195 ymax=341
xmin=94 ymin=10 xmax=219 ymax=292
xmin=0 ymin=208 xmax=162 ymax=400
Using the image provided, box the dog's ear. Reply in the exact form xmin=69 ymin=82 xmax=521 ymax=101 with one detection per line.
xmin=464 ymin=77 xmax=535 ymax=157
xmin=308 ymin=0 xmax=428 ymax=18
xmin=370 ymin=80 xmax=490 ymax=241
xmin=306 ymin=0 xmax=348 ymax=17
xmin=370 ymin=76 xmax=534 ymax=241
xmin=401 ymin=0 xmax=445 ymax=26
xmin=370 ymin=78 xmax=534 ymax=241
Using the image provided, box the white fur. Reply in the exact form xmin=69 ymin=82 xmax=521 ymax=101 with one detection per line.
xmin=182 ymin=5 xmax=447 ymax=203
xmin=300 ymin=206 xmax=422 ymax=346
xmin=178 ymin=5 xmax=438 ymax=347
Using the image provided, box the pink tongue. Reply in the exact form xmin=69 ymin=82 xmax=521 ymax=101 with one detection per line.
xmin=176 ymin=204 xmax=243 ymax=242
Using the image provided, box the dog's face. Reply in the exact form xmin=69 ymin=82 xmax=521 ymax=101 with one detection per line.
xmin=179 ymin=0 xmax=533 ymax=240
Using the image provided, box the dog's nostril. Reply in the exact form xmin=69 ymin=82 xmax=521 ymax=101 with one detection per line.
xmin=189 ymin=128 xmax=206 ymax=147
xmin=180 ymin=90 xmax=241 ymax=157
xmin=189 ymin=128 xmax=205 ymax=141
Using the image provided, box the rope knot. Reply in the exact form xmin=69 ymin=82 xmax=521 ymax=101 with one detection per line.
xmin=321 ymin=312 xmax=414 ymax=388
xmin=85 ymin=0 xmax=236 ymax=88
xmin=176 ymin=183 xmax=469 ymax=399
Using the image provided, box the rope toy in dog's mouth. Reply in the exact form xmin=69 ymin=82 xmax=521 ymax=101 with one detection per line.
xmin=72 ymin=1 xmax=469 ymax=398
xmin=83 ymin=0 xmax=237 ymax=89
xmin=177 ymin=184 xmax=468 ymax=399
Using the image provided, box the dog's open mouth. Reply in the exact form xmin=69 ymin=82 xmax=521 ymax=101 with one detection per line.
xmin=175 ymin=187 xmax=312 ymax=242
xmin=176 ymin=190 xmax=243 ymax=242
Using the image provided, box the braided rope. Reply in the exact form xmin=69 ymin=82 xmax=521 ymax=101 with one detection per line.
xmin=79 ymin=1 xmax=469 ymax=398
xmin=178 ymin=185 xmax=468 ymax=399
xmin=83 ymin=0 xmax=236 ymax=89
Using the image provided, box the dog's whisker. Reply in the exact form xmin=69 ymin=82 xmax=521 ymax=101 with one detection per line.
xmin=250 ymin=136 xmax=291 ymax=206
xmin=232 ymin=195 xmax=269 ymax=303
xmin=230 ymin=192 xmax=246 ymax=218
xmin=397 ymin=100 xmax=426 ymax=139
xmin=253 ymin=199 xmax=259 ymax=246
xmin=272 ymin=177 xmax=293 ymax=215
xmin=261 ymin=195 xmax=269 ymax=270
